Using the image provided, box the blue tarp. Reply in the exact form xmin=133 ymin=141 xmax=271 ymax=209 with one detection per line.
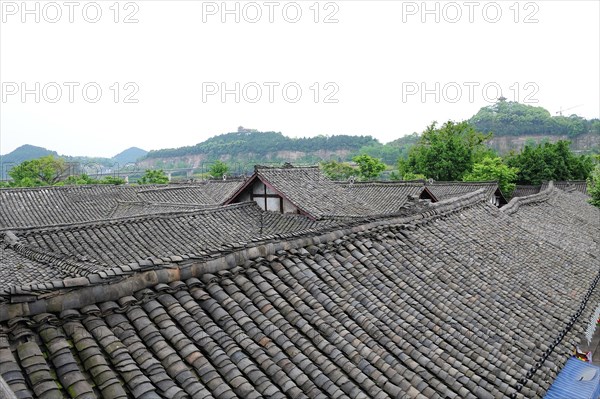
xmin=544 ymin=358 xmax=600 ymax=399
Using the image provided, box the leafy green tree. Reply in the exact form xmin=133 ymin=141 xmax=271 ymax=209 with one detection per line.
xmin=59 ymin=174 xmax=126 ymax=185
xmin=587 ymin=159 xmax=600 ymax=207
xmin=99 ymin=176 xmax=126 ymax=185
xmin=352 ymin=155 xmax=386 ymax=180
xmin=138 ymin=169 xmax=169 ymax=184
xmin=463 ymin=156 xmax=519 ymax=196
xmin=403 ymin=121 xmax=491 ymax=181
xmin=505 ymin=140 xmax=594 ymax=184
xmin=62 ymin=174 xmax=96 ymax=185
xmin=320 ymin=160 xmax=356 ymax=180
xmin=208 ymin=160 xmax=229 ymax=179
xmin=8 ymin=156 xmax=69 ymax=186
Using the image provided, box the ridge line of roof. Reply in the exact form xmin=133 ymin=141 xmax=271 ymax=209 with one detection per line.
xmin=113 ymin=199 xmax=209 ymax=208
xmin=501 ymin=182 xmax=556 ymax=215
xmin=136 ymin=181 xmax=241 ymax=193
xmin=3 ymin=232 xmax=102 ymax=277
xmin=427 ymin=180 xmax=499 ymax=185
xmin=254 ymin=164 xmax=319 ymax=170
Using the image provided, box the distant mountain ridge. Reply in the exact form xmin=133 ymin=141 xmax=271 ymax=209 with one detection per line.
xmin=2 ymin=102 xmax=598 ymax=179
xmin=113 ymin=147 xmax=148 ymax=166
xmin=1 ymin=145 xmax=148 ymax=179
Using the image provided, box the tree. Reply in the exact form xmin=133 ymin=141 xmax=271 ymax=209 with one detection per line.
xmin=99 ymin=176 xmax=126 ymax=185
xmin=59 ymin=174 xmax=126 ymax=185
xmin=209 ymin=160 xmax=229 ymax=179
xmin=396 ymin=159 xmax=427 ymax=180
xmin=320 ymin=160 xmax=356 ymax=181
xmin=352 ymin=155 xmax=386 ymax=180
xmin=505 ymin=140 xmax=594 ymax=185
xmin=403 ymin=121 xmax=491 ymax=181
xmin=8 ymin=156 xmax=69 ymax=186
xmin=587 ymin=156 xmax=600 ymax=208
xmin=138 ymin=169 xmax=169 ymax=184
xmin=463 ymin=156 xmax=519 ymax=196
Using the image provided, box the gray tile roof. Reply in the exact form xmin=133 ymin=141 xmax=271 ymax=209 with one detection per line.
xmin=0 ymin=185 xmax=141 ymax=230
xmin=109 ymin=201 xmax=208 ymax=219
xmin=1 ymin=187 xmax=598 ymax=398
xmin=426 ymin=181 xmax=504 ymax=202
xmin=511 ymin=185 xmax=542 ymax=199
xmin=541 ymin=180 xmax=588 ymax=195
xmin=0 ymin=242 xmax=69 ymax=287
xmin=502 ymin=183 xmax=600 ymax=253
xmin=335 ymin=181 xmax=429 ymax=214
xmin=225 ymin=165 xmax=380 ymax=219
xmin=0 ymin=202 xmax=328 ymax=283
xmin=0 ymin=181 xmax=245 ymax=230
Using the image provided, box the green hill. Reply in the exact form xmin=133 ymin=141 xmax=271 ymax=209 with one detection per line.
xmin=113 ymin=147 xmax=148 ymax=166
xmin=144 ymin=131 xmax=378 ymax=160
xmin=469 ymin=100 xmax=600 ymax=137
xmin=1 ymin=144 xmax=57 ymax=165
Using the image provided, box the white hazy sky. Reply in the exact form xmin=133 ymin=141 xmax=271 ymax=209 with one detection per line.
xmin=1 ymin=0 xmax=599 ymax=157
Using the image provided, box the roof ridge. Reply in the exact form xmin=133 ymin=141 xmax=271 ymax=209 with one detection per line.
xmin=114 ymin=199 xmax=207 ymax=208
xmin=255 ymin=164 xmax=319 ymax=170
xmin=427 ymin=180 xmax=498 ymax=185
xmin=336 ymin=180 xmax=426 ymax=186
xmin=501 ymin=182 xmax=556 ymax=215
xmin=0 ymin=184 xmax=141 ymax=193
xmin=3 ymin=231 xmax=102 ymax=277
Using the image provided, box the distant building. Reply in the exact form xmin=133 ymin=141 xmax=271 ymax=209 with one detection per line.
xmin=237 ymin=126 xmax=258 ymax=133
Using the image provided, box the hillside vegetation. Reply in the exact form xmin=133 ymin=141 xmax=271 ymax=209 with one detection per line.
xmin=470 ymin=100 xmax=600 ymax=137
xmin=144 ymin=131 xmax=378 ymax=160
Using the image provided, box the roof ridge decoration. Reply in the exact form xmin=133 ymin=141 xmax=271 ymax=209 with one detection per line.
xmin=115 ymin=199 xmax=208 ymax=207
xmin=335 ymin=180 xmax=426 ymax=186
xmin=2 ymin=231 xmax=102 ymax=278
xmin=0 ymin=189 xmax=491 ymax=320
xmin=254 ymin=164 xmax=319 ymax=171
xmin=501 ymin=181 xmax=556 ymax=215
xmin=426 ymin=180 xmax=498 ymax=186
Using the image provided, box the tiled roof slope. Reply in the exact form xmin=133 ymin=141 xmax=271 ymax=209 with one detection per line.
xmin=336 ymin=181 xmax=427 ymax=213
xmin=233 ymin=166 xmax=378 ymax=219
xmin=198 ymin=179 xmax=245 ymax=203
xmin=0 ymin=241 xmax=68 ymax=287
xmin=541 ymin=180 xmax=588 ymax=195
xmin=0 ymin=185 xmax=141 ymax=230
xmin=502 ymin=184 xmax=600 ymax=253
xmin=137 ymin=186 xmax=216 ymax=204
xmin=0 ymin=182 xmax=245 ymax=230
xmin=109 ymin=201 xmax=207 ymax=219
xmin=426 ymin=181 xmax=500 ymax=202
xmin=511 ymin=185 xmax=542 ymax=199
xmin=2 ymin=203 xmax=327 ymax=280
xmin=1 ymin=189 xmax=599 ymax=398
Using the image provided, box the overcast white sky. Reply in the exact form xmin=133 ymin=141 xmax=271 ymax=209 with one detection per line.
xmin=1 ymin=0 xmax=599 ymax=157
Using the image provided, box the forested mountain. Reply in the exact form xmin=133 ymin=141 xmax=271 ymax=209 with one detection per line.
xmin=144 ymin=131 xmax=377 ymax=160
xmin=469 ymin=100 xmax=600 ymax=137
xmin=1 ymin=144 xmax=57 ymax=165
xmin=113 ymin=147 xmax=148 ymax=166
